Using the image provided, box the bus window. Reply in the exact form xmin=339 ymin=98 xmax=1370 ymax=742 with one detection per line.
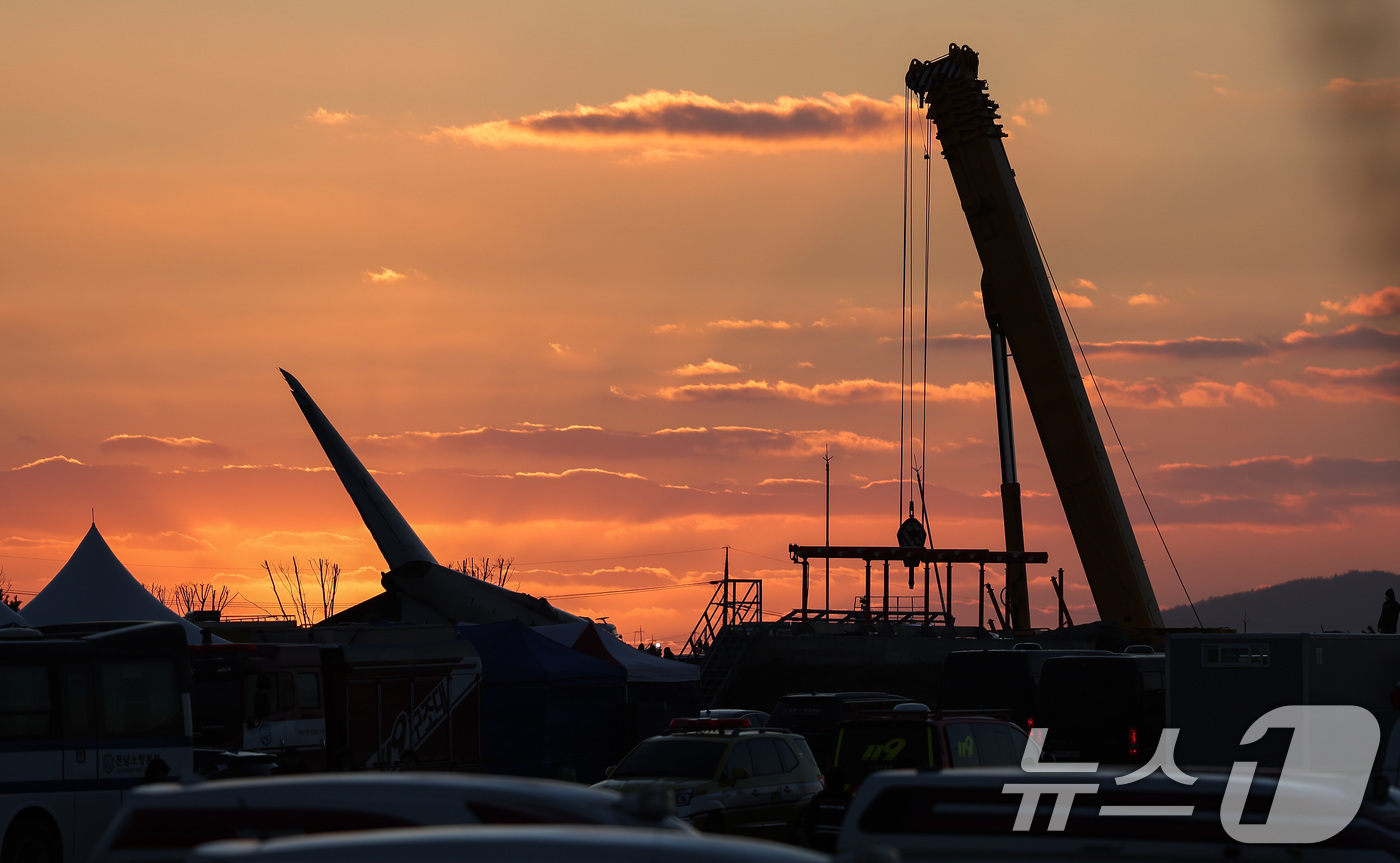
xmin=296 ymin=673 xmax=320 ymax=710
xmin=0 ymin=665 xmax=52 ymax=738
xmin=62 ymin=666 xmax=94 ymax=738
xmin=278 ymin=673 xmax=296 ymax=715
xmin=248 ymin=673 xmax=278 ymax=720
xmin=100 ymin=659 xmax=181 ymax=737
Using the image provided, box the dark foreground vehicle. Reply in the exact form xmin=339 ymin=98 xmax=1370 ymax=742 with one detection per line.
xmin=806 ymin=707 xmax=1028 ymax=850
xmin=1036 ymin=652 xmax=1165 ymax=764
xmin=91 ymin=773 xmax=692 ymax=863
xmin=593 ymin=718 xmax=822 ymax=842
xmin=840 ymin=767 xmax=1400 ymax=861
xmin=189 ymin=825 xmax=828 ymax=863
xmin=938 ymin=647 xmax=1105 ymax=730
xmin=766 ymin=692 xmax=910 ymax=772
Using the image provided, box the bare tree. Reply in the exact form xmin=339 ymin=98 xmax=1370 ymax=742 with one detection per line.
xmin=311 ymin=558 xmax=339 ymax=621
xmin=262 ymin=558 xmax=340 ymax=626
xmin=172 ymin=582 xmax=235 ymax=615
xmin=143 ymin=582 xmax=170 ymax=607
xmin=447 ymin=557 xmax=514 ymax=590
xmin=0 ymin=569 xmax=20 ymax=612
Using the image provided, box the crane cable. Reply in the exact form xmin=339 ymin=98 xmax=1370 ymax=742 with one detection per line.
xmin=1024 ymin=215 xmax=1203 ymax=628
xmin=901 ymin=84 xmax=938 ymax=533
xmin=899 ymin=87 xmax=910 ymax=518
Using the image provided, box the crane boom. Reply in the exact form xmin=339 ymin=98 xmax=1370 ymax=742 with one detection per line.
xmin=907 ymin=45 xmax=1164 ymax=630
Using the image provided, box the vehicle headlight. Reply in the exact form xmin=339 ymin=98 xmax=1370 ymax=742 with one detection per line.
xmin=674 ymin=788 xmax=694 ymax=807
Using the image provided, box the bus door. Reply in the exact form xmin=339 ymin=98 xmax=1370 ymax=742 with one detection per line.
xmin=95 ymin=656 xmax=190 ymax=792
xmin=60 ymin=661 xmax=113 ymax=854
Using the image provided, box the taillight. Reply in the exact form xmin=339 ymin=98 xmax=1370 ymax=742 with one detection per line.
xmin=1128 ymin=726 xmax=1139 ymax=759
xmin=1026 ymin=716 xmax=1035 ymax=729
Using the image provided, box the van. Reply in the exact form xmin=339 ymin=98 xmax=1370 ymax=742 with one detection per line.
xmin=1035 ymin=652 xmax=1165 ymax=764
xmin=937 ymin=648 xmax=1105 ymax=730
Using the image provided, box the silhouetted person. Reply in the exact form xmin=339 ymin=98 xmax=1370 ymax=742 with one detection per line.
xmin=1380 ymin=589 xmax=1400 ymax=634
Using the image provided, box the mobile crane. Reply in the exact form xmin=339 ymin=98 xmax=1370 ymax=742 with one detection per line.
xmin=906 ymin=45 xmax=1165 ymax=631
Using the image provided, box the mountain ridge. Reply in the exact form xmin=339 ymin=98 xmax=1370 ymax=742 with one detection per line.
xmin=1160 ymin=569 xmax=1400 ymax=633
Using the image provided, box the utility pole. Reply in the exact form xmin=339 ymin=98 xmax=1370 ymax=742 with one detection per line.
xmin=824 ymin=446 xmax=832 ymax=611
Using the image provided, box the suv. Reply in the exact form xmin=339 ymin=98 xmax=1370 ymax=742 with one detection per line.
xmin=805 ymin=706 xmax=1028 ymax=850
xmin=593 ymin=718 xmax=823 ymax=842
xmin=766 ymin=692 xmax=911 ymax=772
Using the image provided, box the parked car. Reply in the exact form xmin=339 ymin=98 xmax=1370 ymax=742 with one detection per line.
xmin=702 ymin=708 xmax=770 ymax=727
xmin=189 ymin=824 xmax=829 ymax=863
xmin=593 ymin=718 xmax=823 ymax=842
xmin=1035 ymin=652 xmax=1165 ymax=764
xmin=837 ymin=766 xmax=1400 ymax=861
xmin=91 ymin=773 xmax=691 ymax=863
xmin=806 ymin=705 xmax=1029 ymax=850
xmin=766 ymin=692 xmax=911 ymax=771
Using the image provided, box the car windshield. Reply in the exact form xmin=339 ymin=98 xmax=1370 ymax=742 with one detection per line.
xmin=834 ymin=722 xmax=936 ymax=780
xmin=612 ymin=739 xmax=728 ymax=780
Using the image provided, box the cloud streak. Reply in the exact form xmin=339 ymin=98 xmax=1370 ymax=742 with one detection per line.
xmin=99 ymin=435 xmax=234 ymax=459
xmin=1270 ymin=361 xmax=1400 ymax=404
xmin=641 ymin=379 xmax=993 ymax=405
xmin=432 ymin=90 xmax=902 ymax=153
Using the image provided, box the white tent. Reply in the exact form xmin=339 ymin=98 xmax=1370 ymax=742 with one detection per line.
xmin=21 ymin=524 xmax=215 ymax=644
xmin=0 ymin=601 xmax=26 ymax=627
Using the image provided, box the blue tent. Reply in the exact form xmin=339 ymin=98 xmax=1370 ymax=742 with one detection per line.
xmin=458 ymin=620 xmax=627 ymax=782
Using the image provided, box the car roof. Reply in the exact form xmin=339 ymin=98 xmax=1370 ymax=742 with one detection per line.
xmin=129 ymin=772 xmax=630 ymax=808
xmin=190 ymin=825 xmax=827 ymax=863
xmin=844 ymin=767 xmax=1400 ymax=846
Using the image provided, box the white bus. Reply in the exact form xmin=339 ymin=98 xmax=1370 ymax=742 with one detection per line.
xmin=0 ymin=621 xmax=193 ymax=863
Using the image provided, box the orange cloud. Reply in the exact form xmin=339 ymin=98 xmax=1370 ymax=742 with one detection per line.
xmin=308 ymin=107 xmax=363 ymax=125
xmin=1082 ymin=337 xmax=1269 ymax=360
xmin=1323 ymin=286 xmax=1400 ymax=318
xmin=1059 ymin=292 xmax=1094 ymax=309
xmin=1129 ymin=293 xmax=1168 ymax=306
xmin=1008 ymin=97 xmax=1050 ymax=127
xmin=671 ymin=359 xmax=741 ymax=377
xmin=1324 ymin=78 xmax=1400 ymax=111
xmin=432 ymin=90 xmax=902 ymax=154
xmin=1270 ymin=361 xmax=1400 ymax=404
xmin=1073 ymin=278 xmax=1098 ymax=291
xmin=1091 ymin=377 xmax=1279 ymax=409
xmin=1177 ymin=381 xmax=1278 ymax=408
xmin=1281 ymin=324 xmax=1400 ymax=352
xmin=648 ymin=379 xmax=993 ymax=405
xmin=366 ymin=267 xmax=408 ymax=283
xmin=708 ymin=319 xmax=797 ymax=330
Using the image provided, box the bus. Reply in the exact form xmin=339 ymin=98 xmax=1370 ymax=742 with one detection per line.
xmin=0 ymin=621 xmax=192 ymax=863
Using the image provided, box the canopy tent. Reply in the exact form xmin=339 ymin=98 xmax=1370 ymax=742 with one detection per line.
xmin=537 ymin=622 xmax=701 ymax=742
xmin=0 ymin=601 xmax=26 ymax=627
xmin=21 ymin=524 xmax=217 ymax=644
xmin=458 ymin=620 xmax=627 ymax=782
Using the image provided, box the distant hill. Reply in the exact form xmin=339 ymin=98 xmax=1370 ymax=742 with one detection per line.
xmin=1161 ymin=569 xmax=1400 ymax=633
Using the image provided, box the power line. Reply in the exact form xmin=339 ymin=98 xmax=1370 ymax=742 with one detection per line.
xmin=550 ymin=581 xmax=714 ymax=600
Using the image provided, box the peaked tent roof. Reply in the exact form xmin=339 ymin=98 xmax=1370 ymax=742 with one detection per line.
xmin=536 ymin=622 xmax=700 ymax=683
xmin=458 ymin=620 xmax=626 ymax=686
xmin=0 ymin=601 xmax=26 ymax=627
xmin=21 ymin=524 xmax=215 ymax=644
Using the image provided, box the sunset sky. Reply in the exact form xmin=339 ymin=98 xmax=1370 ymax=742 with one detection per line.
xmin=2 ymin=2 xmax=1396 ymax=645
